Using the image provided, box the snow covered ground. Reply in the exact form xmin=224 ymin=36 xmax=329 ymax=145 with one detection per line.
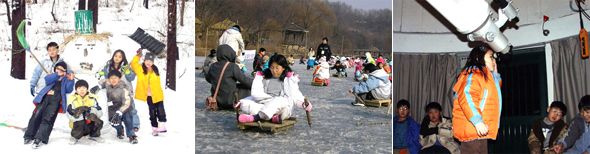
xmin=195 ymin=56 xmax=393 ymax=153
xmin=0 ymin=1 xmax=195 ymax=153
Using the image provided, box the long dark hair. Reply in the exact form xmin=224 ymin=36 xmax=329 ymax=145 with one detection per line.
xmin=462 ymin=46 xmax=489 ymax=80
xmin=263 ymin=54 xmax=292 ymax=81
xmin=109 ymin=50 xmax=129 ymax=71
xmin=142 ymin=62 xmax=160 ymax=76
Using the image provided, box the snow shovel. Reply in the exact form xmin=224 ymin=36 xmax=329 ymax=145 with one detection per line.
xmin=17 ymin=20 xmax=48 ymax=74
xmin=128 ymin=27 xmax=166 ymax=55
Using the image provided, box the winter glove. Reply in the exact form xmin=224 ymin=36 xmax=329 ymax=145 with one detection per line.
xmin=302 ymin=101 xmax=312 ymax=112
xmin=110 ymin=110 xmax=123 ymax=126
xmin=86 ymin=113 xmax=103 ymax=127
xmin=474 ymin=122 xmax=489 ymax=137
xmin=72 ymin=106 xmax=89 ymax=118
xmin=90 ymin=85 xmax=100 ymax=94
xmin=123 ymin=65 xmax=131 ymax=75
xmin=30 ymin=85 xmax=35 ymax=97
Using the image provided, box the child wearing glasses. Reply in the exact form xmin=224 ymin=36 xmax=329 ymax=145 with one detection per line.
xmin=393 ymin=100 xmax=421 ymax=154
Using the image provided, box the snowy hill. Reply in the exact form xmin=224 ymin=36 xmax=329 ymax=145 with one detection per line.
xmin=0 ymin=1 xmax=194 ymax=152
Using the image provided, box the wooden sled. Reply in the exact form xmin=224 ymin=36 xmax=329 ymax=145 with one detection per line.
xmin=237 ymin=117 xmax=298 ymax=133
xmin=332 ymin=73 xmax=344 ymax=77
xmin=311 ymin=80 xmax=324 ymax=86
xmin=234 ymin=94 xmax=303 ymax=133
xmin=364 ymin=99 xmax=392 ymax=108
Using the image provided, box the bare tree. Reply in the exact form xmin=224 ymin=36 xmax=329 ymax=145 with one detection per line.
xmin=166 ymin=0 xmax=177 ymax=90
xmin=3 ymin=0 xmax=11 ymax=25
xmin=78 ymin=0 xmax=85 ymax=10
xmin=51 ymin=0 xmax=57 ymax=23
xmin=10 ymin=0 xmax=25 ymax=79
xmin=180 ymin=0 xmax=185 ymax=26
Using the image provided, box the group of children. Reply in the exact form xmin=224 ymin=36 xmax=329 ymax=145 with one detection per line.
xmin=392 ymin=96 xmax=590 ymax=154
xmin=23 ymin=42 xmax=168 ymax=149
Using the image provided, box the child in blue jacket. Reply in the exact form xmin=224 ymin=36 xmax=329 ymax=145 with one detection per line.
xmin=24 ymin=62 xmax=75 ymax=149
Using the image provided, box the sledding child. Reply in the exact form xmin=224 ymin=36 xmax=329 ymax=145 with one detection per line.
xmin=299 ymin=57 xmax=305 ymax=64
xmin=236 ymin=55 xmax=247 ymax=73
xmin=378 ymin=62 xmax=390 ymax=74
xmin=354 ymin=61 xmax=367 ymax=81
xmin=376 ymin=54 xmax=385 ymax=66
xmin=93 ymin=71 xmax=138 ymax=143
xmin=550 ymin=95 xmax=590 ymax=154
xmin=24 ymin=62 xmax=75 ymax=149
xmin=348 ymin=63 xmax=390 ymax=106
xmin=306 ymin=57 xmax=316 ymax=70
xmin=365 ymin=52 xmax=376 ymax=65
xmin=98 ymin=49 xmax=141 ymax=132
xmin=235 ymin=54 xmax=312 ymax=124
xmin=330 ymin=61 xmax=347 ymax=77
xmin=130 ymin=51 xmax=167 ymax=136
xmin=313 ymin=56 xmax=331 ymax=86
xmin=30 ymin=42 xmax=69 ymax=97
xmin=66 ymin=80 xmax=104 ymax=145
xmin=393 ymin=100 xmax=421 ymax=154
xmin=527 ymin=101 xmax=568 ymax=154
xmin=287 ymin=54 xmax=295 ymax=66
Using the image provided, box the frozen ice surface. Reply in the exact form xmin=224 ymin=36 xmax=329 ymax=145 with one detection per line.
xmin=196 ymin=56 xmax=393 ymax=153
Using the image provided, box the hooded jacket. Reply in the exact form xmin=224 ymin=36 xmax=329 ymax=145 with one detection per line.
xmin=352 ymin=69 xmax=390 ymax=99
xmin=98 ymin=78 xmax=133 ymax=117
xmin=131 ymin=55 xmax=164 ymax=103
xmin=452 ymin=67 xmax=502 ymax=142
xmin=528 ymin=118 xmax=568 ymax=154
xmin=30 ymin=57 xmax=67 ymax=95
xmin=313 ymin=60 xmax=330 ymax=80
xmin=65 ymin=93 xmax=103 ymax=122
xmin=33 ymin=73 xmax=75 ymax=113
xmin=206 ymin=45 xmax=253 ymax=109
xmin=240 ymin=71 xmax=306 ymax=115
xmin=218 ymin=28 xmax=245 ymax=54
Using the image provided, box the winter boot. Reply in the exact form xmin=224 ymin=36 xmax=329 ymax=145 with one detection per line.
xmin=152 ymin=127 xmax=159 ymax=136
xmin=271 ymin=115 xmax=283 ymax=124
xmin=88 ymin=136 xmax=105 ymax=143
xmin=31 ymin=139 xmax=45 ymax=149
xmin=68 ymin=137 xmax=78 ymax=145
xmin=24 ymin=138 xmax=33 ymax=144
xmin=155 ymin=122 xmax=167 ymax=133
xmin=238 ymin=114 xmax=255 ymax=123
xmin=117 ymin=131 xmax=125 ymax=139
xmin=129 ymin=136 xmax=138 ymax=144
xmin=352 ymin=102 xmax=365 ymax=107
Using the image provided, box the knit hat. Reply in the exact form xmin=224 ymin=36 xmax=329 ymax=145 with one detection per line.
xmin=319 ymin=56 xmax=326 ymax=62
xmin=75 ymin=80 xmax=88 ymax=89
xmin=262 ymin=55 xmax=269 ymax=62
xmin=364 ymin=63 xmax=378 ymax=73
xmin=54 ymin=62 xmax=67 ymax=72
xmin=145 ymin=52 xmax=156 ymax=62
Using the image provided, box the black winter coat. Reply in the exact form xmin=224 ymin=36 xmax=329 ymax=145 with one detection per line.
xmin=206 ymin=45 xmax=253 ymax=109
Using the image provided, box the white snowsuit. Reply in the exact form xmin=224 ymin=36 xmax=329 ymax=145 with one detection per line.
xmin=314 ymin=61 xmax=330 ymax=80
xmin=218 ymin=28 xmax=245 ymax=55
xmin=239 ymin=72 xmax=306 ymax=120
